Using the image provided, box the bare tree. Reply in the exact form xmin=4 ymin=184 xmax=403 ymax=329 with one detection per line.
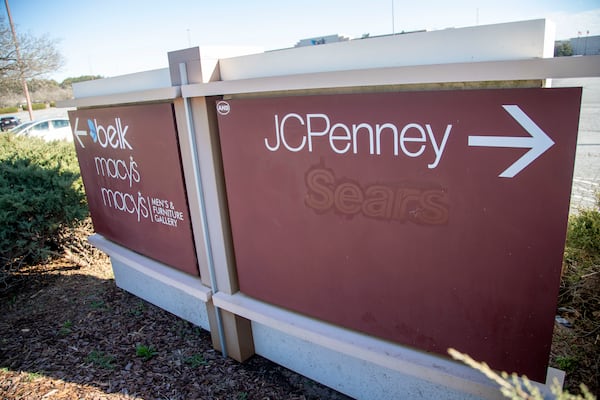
xmin=0 ymin=14 xmax=64 ymax=113
xmin=0 ymin=16 xmax=64 ymax=80
xmin=10 ymin=25 xmax=63 ymax=79
xmin=0 ymin=16 xmax=18 ymax=78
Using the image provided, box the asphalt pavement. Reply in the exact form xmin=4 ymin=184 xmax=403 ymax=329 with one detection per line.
xmin=554 ymin=78 xmax=600 ymax=212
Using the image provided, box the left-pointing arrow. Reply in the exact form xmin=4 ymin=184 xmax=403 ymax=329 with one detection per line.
xmin=468 ymin=105 xmax=555 ymax=178
xmin=73 ymin=117 xmax=87 ymax=148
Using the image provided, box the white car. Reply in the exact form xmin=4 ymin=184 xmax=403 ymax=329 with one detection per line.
xmin=10 ymin=118 xmax=72 ymax=142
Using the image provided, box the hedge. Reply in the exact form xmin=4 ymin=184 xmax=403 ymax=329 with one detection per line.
xmin=0 ymin=134 xmax=88 ymax=268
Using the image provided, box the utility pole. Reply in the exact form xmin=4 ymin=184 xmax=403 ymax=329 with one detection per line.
xmin=4 ymin=0 xmax=33 ymax=121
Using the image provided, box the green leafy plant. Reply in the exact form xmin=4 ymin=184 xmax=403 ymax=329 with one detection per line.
xmin=136 ymin=344 xmax=158 ymax=361
xmin=58 ymin=320 xmax=72 ymax=335
xmin=86 ymin=350 xmax=115 ymax=369
xmin=184 ymin=353 xmax=207 ymax=368
xmin=129 ymin=301 xmax=146 ymax=316
xmin=24 ymin=371 xmax=44 ymax=382
xmin=89 ymin=300 xmax=106 ymax=310
xmin=555 ymin=356 xmax=579 ymax=374
xmin=565 ymin=209 xmax=600 ymax=265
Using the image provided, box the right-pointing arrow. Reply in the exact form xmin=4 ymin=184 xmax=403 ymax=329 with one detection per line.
xmin=468 ymin=105 xmax=555 ymax=178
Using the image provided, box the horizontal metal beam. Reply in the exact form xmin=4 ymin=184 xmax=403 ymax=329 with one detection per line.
xmin=183 ymin=55 xmax=600 ymax=97
xmin=57 ymin=86 xmax=180 ymax=108
xmin=60 ymin=56 xmax=600 ymax=108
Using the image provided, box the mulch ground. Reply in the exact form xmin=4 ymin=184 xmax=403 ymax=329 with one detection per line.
xmin=0 ymin=256 xmax=352 ymax=400
xmin=1 ymin=248 xmax=598 ymax=399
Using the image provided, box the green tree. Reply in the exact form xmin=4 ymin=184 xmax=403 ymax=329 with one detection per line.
xmin=554 ymin=41 xmax=573 ymax=57
xmin=60 ymin=75 xmax=104 ymax=89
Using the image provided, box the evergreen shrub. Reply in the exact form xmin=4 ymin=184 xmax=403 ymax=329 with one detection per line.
xmin=0 ymin=106 xmax=19 ymax=114
xmin=0 ymin=134 xmax=87 ymax=269
xmin=22 ymin=103 xmax=47 ymax=111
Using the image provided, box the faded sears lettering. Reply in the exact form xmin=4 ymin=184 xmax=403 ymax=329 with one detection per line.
xmin=305 ymin=163 xmax=448 ymax=225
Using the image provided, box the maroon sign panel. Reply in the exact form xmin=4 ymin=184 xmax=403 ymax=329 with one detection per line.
xmin=68 ymin=104 xmax=198 ymax=276
xmin=216 ymin=88 xmax=582 ymax=381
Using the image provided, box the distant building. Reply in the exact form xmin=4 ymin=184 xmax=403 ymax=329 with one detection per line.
xmin=295 ymin=31 xmax=599 ymax=57
xmin=555 ymin=35 xmax=600 ymax=56
xmin=570 ymin=35 xmax=600 ymax=55
xmin=294 ymin=30 xmax=428 ymax=48
xmin=295 ymin=34 xmax=349 ymax=47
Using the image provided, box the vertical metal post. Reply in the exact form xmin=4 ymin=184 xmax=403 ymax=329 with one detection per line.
xmin=178 ymin=62 xmax=228 ymax=358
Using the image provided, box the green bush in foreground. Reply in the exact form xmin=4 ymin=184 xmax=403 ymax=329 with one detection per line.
xmin=0 ymin=134 xmax=87 ymax=269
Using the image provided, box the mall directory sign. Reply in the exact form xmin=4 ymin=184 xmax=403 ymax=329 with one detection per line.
xmin=216 ymin=87 xmax=582 ymax=381
xmin=68 ymin=104 xmax=198 ymax=276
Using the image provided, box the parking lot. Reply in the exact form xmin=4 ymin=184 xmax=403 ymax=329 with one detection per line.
xmin=10 ymin=106 xmax=74 ymax=124
xmin=554 ymin=78 xmax=600 ymax=212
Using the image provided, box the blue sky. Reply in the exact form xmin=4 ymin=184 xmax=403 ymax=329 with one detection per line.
xmin=5 ymin=0 xmax=600 ymax=81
